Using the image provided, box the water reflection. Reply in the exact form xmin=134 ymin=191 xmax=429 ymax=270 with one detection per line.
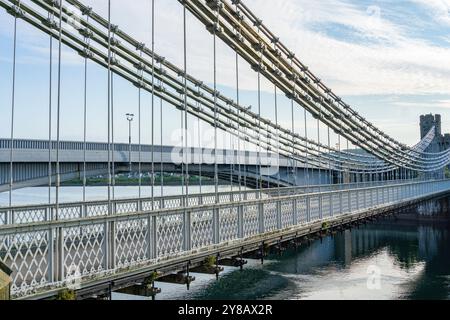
xmin=193 ymin=196 xmax=450 ymax=300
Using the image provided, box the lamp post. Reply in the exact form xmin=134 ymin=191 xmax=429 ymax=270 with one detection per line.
xmin=126 ymin=113 xmax=134 ymax=173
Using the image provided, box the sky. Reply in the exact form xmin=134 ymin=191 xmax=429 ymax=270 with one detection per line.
xmin=0 ymin=0 xmax=450 ymax=149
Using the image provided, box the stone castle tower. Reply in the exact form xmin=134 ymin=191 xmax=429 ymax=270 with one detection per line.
xmin=420 ymin=114 xmax=450 ymax=153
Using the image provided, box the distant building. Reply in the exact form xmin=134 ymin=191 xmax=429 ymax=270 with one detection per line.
xmin=420 ymin=114 xmax=450 ymax=153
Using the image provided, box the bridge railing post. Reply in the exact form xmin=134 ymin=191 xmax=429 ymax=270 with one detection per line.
xmin=56 ymin=227 xmax=64 ymax=283
xmin=151 ymin=215 xmax=157 ymax=259
xmin=214 ymin=208 xmax=220 ymax=245
xmin=184 ymin=210 xmax=192 ymax=250
xmin=356 ymin=190 xmax=359 ymax=210
xmin=109 ymin=220 xmax=116 ymax=270
xmin=306 ymin=197 xmax=311 ymax=223
xmin=407 ymin=183 xmax=411 ymax=199
xmin=318 ymin=195 xmax=323 ymax=220
xmin=347 ymin=191 xmax=351 ymax=214
xmin=46 ymin=208 xmax=55 ymax=284
xmin=238 ymin=204 xmax=244 ymax=239
xmin=47 ymin=227 xmax=55 ymax=284
xmin=293 ymin=197 xmax=298 ymax=225
xmin=146 ymin=215 xmax=152 ymax=260
xmin=259 ymin=203 xmax=265 ymax=234
xmin=329 ymin=194 xmax=333 ymax=218
xmin=276 ymin=200 xmax=282 ymax=230
xmin=80 ymin=205 xmax=85 ymax=219
xmin=363 ymin=189 xmax=367 ymax=209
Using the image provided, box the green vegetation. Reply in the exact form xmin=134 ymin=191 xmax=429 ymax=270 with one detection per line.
xmin=56 ymin=289 xmax=76 ymax=300
xmin=204 ymin=256 xmax=217 ymax=268
xmin=445 ymin=167 xmax=450 ymax=179
xmin=144 ymin=271 xmax=159 ymax=287
xmin=322 ymin=222 xmax=330 ymax=230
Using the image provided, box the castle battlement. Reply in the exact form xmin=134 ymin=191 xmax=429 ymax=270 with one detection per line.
xmin=420 ymin=114 xmax=450 ymax=152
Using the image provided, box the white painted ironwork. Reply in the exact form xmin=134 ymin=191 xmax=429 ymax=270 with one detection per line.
xmin=0 ymin=179 xmax=449 ymax=299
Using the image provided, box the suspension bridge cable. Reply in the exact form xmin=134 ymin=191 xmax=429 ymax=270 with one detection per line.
xmin=111 ymin=62 xmax=115 ymax=200
xmin=136 ymin=41 xmax=145 ymax=200
xmin=180 ymin=92 xmax=184 ymax=198
xmin=55 ymin=0 xmax=63 ymax=218
xmin=82 ymin=13 xmax=90 ymax=203
xmin=235 ymin=51 xmax=242 ymax=198
xmin=47 ymin=11 xmax=53 ymax=205
xmin=338 ymin=127 xmax=342 ymax=186
xmin=107 ymin=0 xmax=112 ymax=213
xmin=234 ymin=3 xmax=243 ymax=195
xmin=328 ymin=126 xmax=332 ymax=185
xmin=289 ymin=58 xmax=297 ymax=187
xmin=213 ymin=8 xmax=219 ymax=203
xmin=347 ymin=137 xmax=350 ymax=184
xmin=9 ymin=3 xmax=19 ymax=207
xmin=316 ymin=81 xmax=321 ymax=189
xmin=159 ymin=61 xmax=164 ymax=198
xmin=197 ymin=84 xmax=202 ymax=195
xmin=151 ymin=0 xmax=155 ymax=208
xmin=183 ymin=4 xmax=189 ymax=206
xmin=138 ymin=53 xmax=142 ymax=199
xmin=111 ymin=23 xmax=117 ymax=201
xmin=230 ymin=123 xmax=234 ymax=193
xmin=256 ymin=25 xmax=263 ymax=194
xmin=275 ymin=85 xmax=281 ymax=196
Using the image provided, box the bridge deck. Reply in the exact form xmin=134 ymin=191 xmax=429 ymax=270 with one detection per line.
xmin=0 ymin=179 xmax=448 ymax=300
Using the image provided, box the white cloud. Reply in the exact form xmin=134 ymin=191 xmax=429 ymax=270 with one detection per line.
xmin=393 ymin=99 xmax=450 ymax=109
xmin=243 ymin=0 xmax=450 ymax=96
xmin=2 ymin=0 xmax=449 ymax=97
xmin=1 ymin=0 xmax=450 ymax=145
xmin=411 ymin=0 xmax=450 ymax=25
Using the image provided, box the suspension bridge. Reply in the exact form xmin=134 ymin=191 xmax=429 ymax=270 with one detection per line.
xmin=1 ymin=0 xmax=450 ymax=300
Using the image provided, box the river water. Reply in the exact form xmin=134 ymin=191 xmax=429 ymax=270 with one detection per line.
xmin=0 ymin=185 xmax=237 ymax=207
xmin=115 ymin=195 xmax=450 ymax=301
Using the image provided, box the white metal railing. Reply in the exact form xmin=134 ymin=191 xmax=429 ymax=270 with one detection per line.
xmin=0 ymin=179 xmax=424 ymax=225
xmin=0 ymin=179 xmax=449 ymax=299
